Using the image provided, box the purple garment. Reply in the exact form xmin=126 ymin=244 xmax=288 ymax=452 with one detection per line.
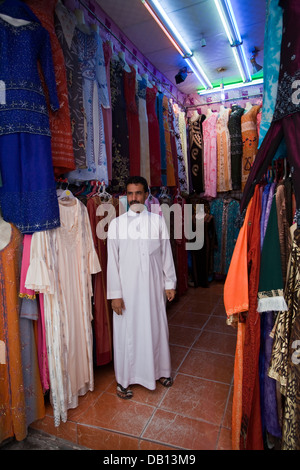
xmin=272 ymin=0 xmax=300 ymax=121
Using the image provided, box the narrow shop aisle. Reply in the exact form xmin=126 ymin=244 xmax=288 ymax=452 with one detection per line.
xmin=30 ymin=281 xmax=235 ymax=451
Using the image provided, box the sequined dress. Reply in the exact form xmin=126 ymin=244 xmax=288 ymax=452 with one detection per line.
xmin=0 ymin=9 xmax=60 ymax=233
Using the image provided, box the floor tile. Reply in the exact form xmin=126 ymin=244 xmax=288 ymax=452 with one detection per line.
xmin=160 ymin=373 xmax=230 ymax=426
xmin=77 ymin=424 xmax=139 ymax=450
xmin=203 ymin=315 xmax=237 ymax=335
xmin=179 ymin=349 xmax=234 ymax=384
xmin=29 ymin=282 xmax=235 ymax=450
xmin=142 ymin=409 xmax=219 ymax=450
xmin=77 ymin=392 xmax=155 ymax=437
xmin=169 ymin=311 xmax=210 ymax=329
xmin=193 ymin=330 xmax=237 ymax=356
xmin=169 ymin=325 xmax=200 ymax=348
xmin=169 ymin=344 xmax=189 ymax=371
xmin=177 ymin=299 xmax=216 ymax=315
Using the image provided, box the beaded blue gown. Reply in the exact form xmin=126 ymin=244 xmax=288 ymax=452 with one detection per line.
xmin=0 ymin=0 xmax=60 ymax=233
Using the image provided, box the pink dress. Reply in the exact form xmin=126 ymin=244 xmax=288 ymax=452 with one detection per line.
xmin=19 ymin=234 xmax=49 ymax=393
xmin=203 ymin=112 xmax=218 ymax=197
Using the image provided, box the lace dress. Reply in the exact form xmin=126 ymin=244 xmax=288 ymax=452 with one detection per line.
xmin=25 ymin=198 xmax=101 ymax=426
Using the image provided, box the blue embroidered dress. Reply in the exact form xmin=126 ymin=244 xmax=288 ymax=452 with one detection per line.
xmin=0 ymin=0 xmax=60 ymax=233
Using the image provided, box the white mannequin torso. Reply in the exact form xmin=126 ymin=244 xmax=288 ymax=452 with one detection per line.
xmin=0 ymin=217 xmax=12 ymax=251
xmin=118 ymin=51 xmax=131 ymax=72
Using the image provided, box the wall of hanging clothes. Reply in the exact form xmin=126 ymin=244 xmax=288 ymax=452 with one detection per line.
xmin=223 ymin=165 xmax=298 ymax=450
xmin=1 ymin=0 xmax=290 ymax=449
xmin=0 ymin=0 xmax=192 ymax=440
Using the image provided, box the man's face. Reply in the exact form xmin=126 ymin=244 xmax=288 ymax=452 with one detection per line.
xmin=127 ymin=183 xmax=148 ymax=212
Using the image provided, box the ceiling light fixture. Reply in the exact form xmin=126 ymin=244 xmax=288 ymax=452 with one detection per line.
xmin=197 ymin=77 xmax=263 ymax=95
xmin=214 ymin=0 xmax=252 ymax=83
xmin=141 ymin=0 xmax=212 ymax=89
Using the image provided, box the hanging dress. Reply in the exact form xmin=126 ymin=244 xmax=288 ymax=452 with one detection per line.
xmin=0 ymin=8 xmax=60 ymax=234
xmin=137 ymin=76 xmax=150 ymax=183
xmin=66 ymin=26 xmax=110 ymax=184
xmin=0 ymin=224 xmax=27 ymax=444
xmin=24 ymin=0 xmax=76 ymax=176
xmin=124 ymin=65 xmax=140 ymax=176
xmin=228 ymin=105 xmax=244 ymax=190
xmin=86 ymin=195 xmax=119 ymax=366
xmin=178 ymin=111 xmax=189 ymax=191
xmin=210 ymin=197 xmax=240 ymax=276
xmin=25 ymin=198 xmax=101 ymax=426
xmin=168 ymin=99 xmax=179 ymax=187
xmin=241 ymin=105 xmax=260 ymax=191
xmin=54 ymin=1 xmax=86 ymax=169
xmin=146 ymin=85 xmax=161 ymax=187
xmin=163 ymin=95 xmax=176 ymax=186
xmin=202 ymin=112 xmax=218 ymax=198
xmin=189 ymin=114 xmax=205 ymax=193
xmin=216 ymin=107 xmax=232 ymax=192
xmin=173 ymin=104 xmax=188 ymax=193
xmin=102 ymin=41 xmax=113 ymax=182
xmin=110 ymin=56 xmax=130 ymax=192
xmin=156 ymin=91 xmax=167 ymax=185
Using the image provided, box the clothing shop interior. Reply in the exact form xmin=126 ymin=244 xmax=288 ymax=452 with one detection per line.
xmin=1 ymin=0 xmax=300 ymax=453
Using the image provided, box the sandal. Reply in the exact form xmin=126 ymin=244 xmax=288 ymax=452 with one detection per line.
xmin=116 ymin=383 xmax=133 ymax=399
xmin=159 ymin=377 xmax=173 ymax=387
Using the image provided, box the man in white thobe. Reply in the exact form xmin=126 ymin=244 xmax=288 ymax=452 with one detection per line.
xmin=107 ymin=176 xmax=177 ymax=399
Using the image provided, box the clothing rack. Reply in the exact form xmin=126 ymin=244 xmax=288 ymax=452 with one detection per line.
xmin=76 ymin=0 xmax=186 ymax=109
xmin=186 ymin=92 xmax=263 ymax=109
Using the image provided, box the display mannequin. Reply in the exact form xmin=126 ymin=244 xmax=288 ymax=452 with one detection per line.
xmin=142 ymin=73 xmax=152 ymax=88
xmin=0 ymin=214 xmax=12 ymax=250
xmin=75 ymin=8 xmax=90 ymax=34
xmin=132 ymin=63 xmax=142 ymax=81
xmin=91 ymin=22 xmax=99 ymax=33
xmin=118 ymin=51 xmax=131 ymax=72
xmin=190 ymin=110 xmax=199 ymax=122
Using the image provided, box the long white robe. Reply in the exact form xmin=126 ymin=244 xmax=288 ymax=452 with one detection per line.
xmin=107 ymin=207 xmax=177 ymax=390
xmin=25 ymin=198 xmax=101 ymax=426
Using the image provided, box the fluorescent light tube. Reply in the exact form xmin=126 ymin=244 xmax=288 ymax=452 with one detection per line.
xmin=198 ymin=78 xmax=263 ymax=95
xmin=141 ymin=0 xmax=212 ymax=89
xmin=214 ymin=0 xmax=252 ymax=82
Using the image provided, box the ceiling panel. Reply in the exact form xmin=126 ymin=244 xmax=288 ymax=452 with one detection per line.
xmin=95 ymin=0 xmax=266 ymax=96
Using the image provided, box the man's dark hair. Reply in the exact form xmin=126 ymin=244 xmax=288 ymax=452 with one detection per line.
xmin=126 ymin=176 xmax=149 ymax=193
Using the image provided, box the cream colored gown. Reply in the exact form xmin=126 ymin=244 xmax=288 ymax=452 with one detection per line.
xmin=25 ymin=198 xmax=101 ymax=426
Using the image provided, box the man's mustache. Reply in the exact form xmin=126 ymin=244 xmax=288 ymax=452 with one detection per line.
xmin=129 ymin=200 xmax=142 ymax=205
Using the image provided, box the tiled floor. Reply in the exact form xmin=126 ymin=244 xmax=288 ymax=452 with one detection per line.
xmin=31 ymin=281 xmax=236 ymax=450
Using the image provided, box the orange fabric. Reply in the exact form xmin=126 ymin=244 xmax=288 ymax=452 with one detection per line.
xmin=25 ymin=0 xmax=75 ymax=176
xmin=224 ymin=197 xmax=252 ymax=450
xmin=240 ymin=184 xmax=264 ymax=450
xmin=224 ymin=198 xmax=253 ymax=316
xmin=241 ymin=105 xmax=260 ymax=190
xmin=232 ymin=321 xmax=245 ymax=450
xmin=0 ymin=226 xmax=27 ymax=443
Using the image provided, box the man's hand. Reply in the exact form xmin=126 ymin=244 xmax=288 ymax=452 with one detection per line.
xmin=111 ymin=298 xmax=125 ymax=315
xmin=165 ymin=289 xmax=176 ymax=302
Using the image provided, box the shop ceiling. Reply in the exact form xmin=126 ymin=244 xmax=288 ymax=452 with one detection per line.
xmin=95 ymin=0 xmax=266 ymax=97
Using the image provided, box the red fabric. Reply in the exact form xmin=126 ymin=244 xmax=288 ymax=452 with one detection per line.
xmin=25 ymin=0 xmax=75 ymax=176
xmin=86 ymin=196 xmax=119 ymax=366
xmin=124 ymin=66 xmax=141 ymax=176
xmin=240 ymin=185 xmax=264 ymax=450
xmin=146 ymin=85 xmax=161 ymax=186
